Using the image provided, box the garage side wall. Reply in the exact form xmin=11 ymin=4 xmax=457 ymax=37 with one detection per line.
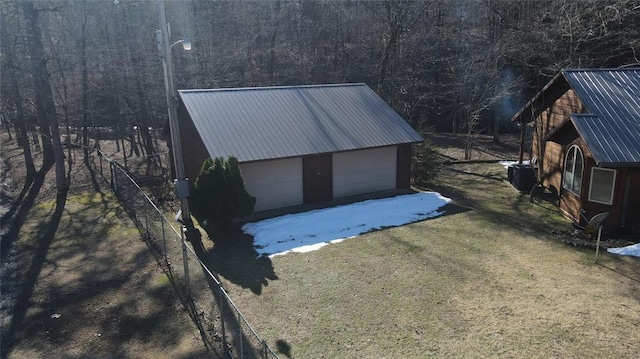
xmin=333 ymin=146 xmax=397 ymax=198
xmin=240 ymin=158 xmax=303 ymax=211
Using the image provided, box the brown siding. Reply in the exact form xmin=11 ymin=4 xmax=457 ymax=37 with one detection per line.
xmin=557 ymin=139 xmax=591 ymax=223
xmin=624 ymin=169 xmax=640 ymax=231
xmin=177 ymin=105 xmax=210 ymax=184
xmin=541 ymin=141 xmax=563 ymax=193
xmin=582 ymin=166 xmax=636 ymax=230
xmin=396 ymin=144 xmax=412 ymax=189
xmin=533 ymin=90 xmax=583 ymax=151
xmin=531 ymin=90 xmax=584 ymax=202
xmin=533 ymin=90 xmax=585 ymax=194
xmin=303 ymin=154 xmax=333 ymax=204
xmin=559 ymin=190 xmax=581 ymax=222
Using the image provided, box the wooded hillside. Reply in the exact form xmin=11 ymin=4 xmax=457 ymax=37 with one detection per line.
xmin=2 ymin=0 xmax=639 ymax=173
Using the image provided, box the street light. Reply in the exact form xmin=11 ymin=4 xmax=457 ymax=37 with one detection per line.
xmin=156 ymin=1 xmax=193 ymax=231
xmin=156 ymin=0 xmax=195 ymax=297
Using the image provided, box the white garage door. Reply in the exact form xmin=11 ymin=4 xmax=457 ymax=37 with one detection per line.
xmin=333 ymin=146 xmax=397 ymax=198
xmin=240 ymin=158 xmax=303 ymax=211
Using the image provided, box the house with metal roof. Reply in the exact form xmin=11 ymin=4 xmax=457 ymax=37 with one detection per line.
xmin=175 ymin=83 xmax=424 ymax=212
xmin=511 ymin=68 xmax=640 ymax=231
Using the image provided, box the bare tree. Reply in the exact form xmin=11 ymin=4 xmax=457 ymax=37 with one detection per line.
xmin=0 ymin=7 xmax=36 ymax=180
xmin=22 ymin=1 xmax=67 ymax=191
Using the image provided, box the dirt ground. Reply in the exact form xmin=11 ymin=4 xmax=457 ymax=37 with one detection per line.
xmin=424 ymin=131 xmax=524 ymax=162
xmin=0 ymin=133 xmax=213 ymax=358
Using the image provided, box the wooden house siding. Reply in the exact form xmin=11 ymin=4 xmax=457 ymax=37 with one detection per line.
xmin=531 ymin=88 xmax=633 ymax=228
xmin=557 ymin=138 xmax=590 ymax=222
xmin=559 ymin=189 xmax=581 ymax=223
xmin=514 ymin=69 xmax=640 ymax=232
xmin=625 ymin=170 xmax=640 ymax=231
xmin=533 ymin=90 xmax=585 ymax=192
xmin=578 ymin=165 xmax=640 ymax=229
xmin=540 ymin=141 xmax=564 ymax=193
xmin=555 ymin=137 xmax=636 ymax=229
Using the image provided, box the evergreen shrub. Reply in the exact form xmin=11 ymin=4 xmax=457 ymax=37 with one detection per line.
xmin=190 ymin=156 xmax=256 ymax=230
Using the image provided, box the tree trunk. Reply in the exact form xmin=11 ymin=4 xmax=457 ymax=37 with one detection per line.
xmin=81 ymin=0 xmax=90 ymax=161
xmin=492 ymin=114 xmax=500 ymax=143
xmin=0 ymin=16 xmax=36 ymax=180
xmin=120 ymin=6 xmax=156 ymax=163
xmin=22 ymin=2 xmax=54 ymax=169
xmin=50 ymin=37 xmax=74 ymax=182
xmin=23 ymin=1 xmax=68 ymax=191
xmin=378 ymin=1 xmax=402 ymax=98
xmin=1 ymin=113 xmax=12 ymax=141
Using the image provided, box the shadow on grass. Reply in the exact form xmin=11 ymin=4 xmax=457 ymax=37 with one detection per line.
xmin=192 ymin=189 xmax=468 ymax=297
xmin=192 ymin=224 xmax=278 ymax=296
xmin=187 ymin=229 xmax=274 ymax=358
xmin=83 ymin=153 xmax=104 ymax=197
xmin=441 ymin=166 xmax=506 ymax=182
xmin=114 ymin=209 xmax=220 ymax=356
xmin=437 ymin=202 xmax=472 ymax=218
xmin=2 ymin=187 xmax=66 ymax=358
xmin=598 ymin=262 xmax=640 ymax=284
xmin=417 ymin=162 xmax=569 ymax=238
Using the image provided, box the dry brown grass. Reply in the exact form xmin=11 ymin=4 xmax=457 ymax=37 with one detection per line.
xmin=1 ymin=134 xmax=211 ymax=358
xmin=215 ymin=156 xmax=640 ymax=358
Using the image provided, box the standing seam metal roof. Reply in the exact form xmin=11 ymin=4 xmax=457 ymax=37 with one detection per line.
xmin=561 ymin=69 xmax=640 ymax=166
xmin=178 ymin=83 xmax=424 ymax=163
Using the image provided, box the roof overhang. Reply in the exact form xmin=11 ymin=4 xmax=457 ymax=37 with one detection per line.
xmin=545 ymin=117 xmax=579 ymax=145
xmin=546 ymin=114 xmax=640 ymax=168
xmin=510 ymin=72 xmax=571 ymax=124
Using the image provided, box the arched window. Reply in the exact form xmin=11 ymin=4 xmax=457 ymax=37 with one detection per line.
xmin=563 ymin=145 xmax=583 ymax=195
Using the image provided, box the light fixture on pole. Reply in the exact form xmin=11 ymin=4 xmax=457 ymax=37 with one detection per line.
xmin=156 ymin=0 xmax=193 ymax=232
xmin=157 ymin=0 xmax=194 ymax=297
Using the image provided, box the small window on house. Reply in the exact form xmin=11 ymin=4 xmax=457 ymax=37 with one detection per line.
xmin=589 ymin=167 xmax=616 ymax=205
xmin=562 ymin=145 xmax=583 ymax=195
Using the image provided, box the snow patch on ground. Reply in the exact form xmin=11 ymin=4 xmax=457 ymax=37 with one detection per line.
xmin=499 ymin=160 xmax=530 ymax=168
xmin=607 ymin=243 xmax=640 ymax=258
xmin=242 ymin=192 xmax=451 ymax=258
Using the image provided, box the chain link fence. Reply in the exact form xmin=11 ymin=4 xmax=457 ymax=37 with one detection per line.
xmin=93 ymin=150 xmax=280 ymax=359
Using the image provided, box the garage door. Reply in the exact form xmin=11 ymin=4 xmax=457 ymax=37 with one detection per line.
xmin=239 ymin=158 xmax=303 ymax=211
xmin=333 ymin=146 xmax=397 ymax=198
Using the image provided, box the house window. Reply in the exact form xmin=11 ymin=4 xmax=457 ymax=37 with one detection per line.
xmin=588 ymin=168 xmax=616 ymax=205
xmin=562 ymin=145 xmax=583 ymax=195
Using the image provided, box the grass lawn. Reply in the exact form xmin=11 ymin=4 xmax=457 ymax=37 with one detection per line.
xmin=1 ymin=136 xmax=212 ymax=358
xmin=216 ymin=162 xmax=640 ymax=358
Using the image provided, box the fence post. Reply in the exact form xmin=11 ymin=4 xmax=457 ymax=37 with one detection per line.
xmin=238 ymin=310 xmax=243 ymax=359
xmin=220 ymin=284 xmax=227 ymax=356
xmin=143 ymin=204 xmax=149 ymax=237
xmin=181 ymin=226 xmax=191 ymax=299
xmin=110 ymin=162 xmax=115 ymax=190
xmin=98 ymin=152 xmax=103 ymax=177
xmin=263 ymin=340 xmax=268 ymax=359
xmin=161 ymin=214 xmax=167 ymax=263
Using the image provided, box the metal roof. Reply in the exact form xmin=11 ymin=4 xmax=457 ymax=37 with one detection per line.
xmin=178 ymin=83 xmax=423 ymax=163
xmin=561 ymin=69 xmax=640 ymax=166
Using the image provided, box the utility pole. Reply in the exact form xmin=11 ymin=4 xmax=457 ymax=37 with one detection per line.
xmin=156 ymin=0 xmax=193 ymax=231
xmin=157 ymin=0 xmax=195 ymax=297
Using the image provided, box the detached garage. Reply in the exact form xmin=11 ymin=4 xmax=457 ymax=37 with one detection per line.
xmin=175 ymin=83 xmax=423 ymax=212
